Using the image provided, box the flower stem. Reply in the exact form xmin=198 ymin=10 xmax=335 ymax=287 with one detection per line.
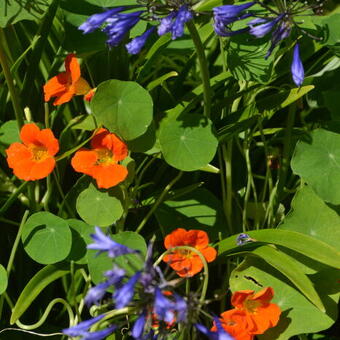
xmin=136 ymin=171 xmax=183 ymax=233
xmin=187 ymin=21 xmax=212 ymax=119
xmin=0 ymin=28 xmax=24 ymax=129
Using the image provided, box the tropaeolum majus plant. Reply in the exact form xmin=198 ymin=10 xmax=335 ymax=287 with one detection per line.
xmin=0 ymin=0 xmax=339 ymax=339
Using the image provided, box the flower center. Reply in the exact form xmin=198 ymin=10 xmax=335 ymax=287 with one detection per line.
xmin=244 ymin=298 xmax=261 ymax=314
xmin=177 ymin=249 xmax=194 ymax=258
xmin=30 ymin=145 xmax=49 ymax=162
xmin=95 ymin=148 xmax=115 ymax=166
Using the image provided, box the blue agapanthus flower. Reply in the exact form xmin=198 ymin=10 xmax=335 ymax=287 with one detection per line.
xmin=63 ymin=315 xmax=116 ymax=340
xmin=87 ymin=226 xmax=138 ymax=258
xmin=196 ymin=317 xmax=235 ymax=340
xmin=291 ymin=43 xmax=304 ymax=87
xmin=114 ymin=271 xmax=141 ymax=309
xmin=213 ymin=2 xmax=255 ymax=36
xmin=126 ymin=27 xmax=156 ymax=54
xmin=85 ymin=266 xmax=125 ymax=306
xmin=157 ymin=5 xmax=193 ymax=40
xmin=79 ymin=7 xmax=144 ymax=47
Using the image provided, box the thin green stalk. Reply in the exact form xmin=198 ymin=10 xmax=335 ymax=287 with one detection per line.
xmin=274 ymin=103 xmax=296 ymax=214
xmin=187 ymin=21 xmax=212 ymax=119
xmin=0 ymin=28 xmax=24 ymax=128
xmin=136 ymin=171 xmax=183 ymax=233
xmin=0 ymin=181 xmax=29 ymax=215
xmin=222 ymin=143 xmax=233 ymax=235
xmin=16 ymin=298 xmax=74 ymax=330
xmin=0 ymin=210 xmax=29 ymax=319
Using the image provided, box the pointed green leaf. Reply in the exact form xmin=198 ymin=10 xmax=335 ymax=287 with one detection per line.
xmin=10 ymin=264 xmax=69 ymax=324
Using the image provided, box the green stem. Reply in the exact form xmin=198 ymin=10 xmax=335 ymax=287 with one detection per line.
xmin=0 ymin=210 xmax=29 ymax=319
xmin=274 ymin=103 xmax=296 ymax=214
xmin=222 ymin=143 xmax=233 ymax=235
xmin=0 ymin=28 xmax=24 ymax=128
xmin=0 ymin=181 xmax=29 ymax=215
xmin=187 ymin=21 xmax=212 ymax=119
xmin=136 ymin=171 xmax=183 ymax=233
xmin=16 ymin=298 xmax=74 ymax=330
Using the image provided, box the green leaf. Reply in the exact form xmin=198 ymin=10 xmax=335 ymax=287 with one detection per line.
xmin=230 ymin=257 xmax=339 ymax=340
xmin=76 ymin=183 xmax=123 ymax=226
xmin=147 ymin=71 xmax=178 ymax=91
xmin=279 ymin=186 xmax=340 ymax=254
xmin=155 ymin=188 xmax=226 ymax=239
xmin=0 ymin=264 xmax=8 ymax=295
xmin=65 ymin=219 xmax=93 ymax=264
xmin=21 ymin=212 xmax=72 ymax=265
xmin=247 ymin=245 xmax=325 ymax=311
xmin=87 ymin=230 xmax=147 ymax=283
xmin=218 ymin=229 xmax=340 ymax=269
xmin=159 ymin=114 xmax=218 ymax=171
xmin=91 ymin=80 xmax=153 ymax=141
xmin=291 ymin=129 xmax=340 ymax=204
xmin=228 ymin=32 xmax=275 ymax=83
xmin=10 ymin=264 xmax=69 ymax=324
xmin=0 ymin=120 xmax=20 ymax=146
xmin=321 ymin=13 xmax=340 ymax=46
xmin=0 ymin=0 xmax=52 ymax=27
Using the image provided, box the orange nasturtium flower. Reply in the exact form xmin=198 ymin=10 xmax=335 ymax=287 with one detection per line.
xmin=212 ymin=287 xmax=281 ymax=340
xmin=6 ymin=123 xmax=59 ymax=181
xmin=163 ymin=228 xmax=217 ymax=277
xmin=44 ymin=54 xmax=92 ymax=106
xmin=230 ymin=287 xmax=281 ymax=335
xmin=71 ymin=128 xmax=128 ymax=189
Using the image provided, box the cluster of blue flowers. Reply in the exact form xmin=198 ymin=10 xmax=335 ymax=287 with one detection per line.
xmin=79 ymin=3 xmax=193 ymax=55
xmin=63 ymin=227 xmax=189 ymax=340
xmin=78 ymin=0 xmax=324 ymax=88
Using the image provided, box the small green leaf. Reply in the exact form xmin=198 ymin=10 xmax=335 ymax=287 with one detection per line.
xmin=10 ymin=264 xmax=69 ymax=324
xmin=291 ymin=129 xmax=340 ymax=204
xmin=91 ymin=80 xmax=153 ymax=140
xmin=76 ymin=183 xmax=123 ymax=226
xmin=159 ymin=114 xmax=218 ymax=171
xmin=0 ymin=120 xmax=20 ymax=145
xmin=21 ymin=212 xmax=72 ymax=265
xmin=0 ymin=264 xmax=8 ymax=294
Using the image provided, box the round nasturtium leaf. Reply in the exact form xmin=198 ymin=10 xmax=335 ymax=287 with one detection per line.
xmin=87 ymin=230 xmax=147 ymax=284
xmin=159 ymin=114 xmax=218 ymax=171
xmin=0 ymin=120 xmax=20 ymax=145
xmin=76 ymin=184 xmax=123 ymax=226
xmin=291 ymin=128 xmax=340 ymax=204
xmin=21 ymin=212 xmax=72 ymax=265
xmin=66 ymin=219 xmax=93 ymax=264
xmin=91 ymin=79 xmax=153 ymax=141
xmin=0 ymin=264 xmax=8 ymax=294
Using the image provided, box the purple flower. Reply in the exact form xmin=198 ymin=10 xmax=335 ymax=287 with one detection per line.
xmin=236 ymin=233 xmax=252 ymax=246
xmin=154 ymin=289 xmax=187 ymax=323
xmin=81 ymin=326 xmax=116 ymax=340
xmin=85 ymin=266 xmax=125 ymax=306
xmin=126 ymin=27 xmax=155 ymax=54
xmin=213 ymin=2 xmax=255 ymax=36
xmin=157 ymin=5 xmax=193 ymax=40
xmin=79 ymin=8 xmax=125 ymax=34
xmin=132 ymin=312 xmax=146 ymax=339
xmin=291 ymin=43 xmax=304 ymax=87
xmin=248 ymin=15 xmax=283 ymax=38
xmin=63 ymin=315 xmax=115 ymax=339
xmin=196 ymin=318 xmax=234 ymax=340
xmin=171 ymin=5 xmax=193 ymax=40
xmin=87 ymin=227 xmax=137 ymax=258
xmin=114 ymin=272 xmax=141 ymax=309
xmin=103 ymin=11 xmax=144 ymax=47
